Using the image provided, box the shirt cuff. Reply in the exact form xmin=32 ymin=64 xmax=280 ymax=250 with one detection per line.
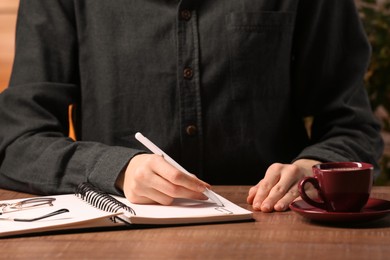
xmin=87 ymin=146 xmax=143 ymax=195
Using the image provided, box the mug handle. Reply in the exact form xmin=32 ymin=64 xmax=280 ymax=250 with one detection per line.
xmin=298 ymin=177 xmax=327 ymax=210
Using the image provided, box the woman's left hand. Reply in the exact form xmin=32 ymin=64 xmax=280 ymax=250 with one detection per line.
xmin=247 ymin=159 xmax=321 ymax=212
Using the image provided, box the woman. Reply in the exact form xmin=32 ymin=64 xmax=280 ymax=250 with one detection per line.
xmin=0 ymin=0 xmax=383 ymax=212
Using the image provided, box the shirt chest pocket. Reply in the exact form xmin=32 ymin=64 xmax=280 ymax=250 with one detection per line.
xmin=226 ymin=12 xmax=295 ymax=101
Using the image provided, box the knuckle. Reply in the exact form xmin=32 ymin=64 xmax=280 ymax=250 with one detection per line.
xmin=287 ymin=188 xmax=300 ymax=198
xmin=272 ymin=185 xmax=287 ymax=195
xmin=248 ymin=185 xmax=258 ymax=194
xmin=169 ymin=169 xmax=185 ymax=184
xmin=133 ymin=168 xmax=147 ymax=182
xmin=288 ymin=164 xmax=301 ymax=176
xmin=268 ymin=163 xmax=284 ymax=172
xmin=166 ymin=184 xmax=181 ymax=196
xmin=258 ymin=179 xmax=273 ymax=191
xmin=278 ymin=164 xmax=302 ymax=179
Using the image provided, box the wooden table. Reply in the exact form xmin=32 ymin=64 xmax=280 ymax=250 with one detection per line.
xmin=1 ymin=186 xmax=389 ymax=259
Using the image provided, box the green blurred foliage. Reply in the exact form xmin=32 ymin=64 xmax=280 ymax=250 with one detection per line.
xmin=358 ymin=0 xmax=390 ymax=185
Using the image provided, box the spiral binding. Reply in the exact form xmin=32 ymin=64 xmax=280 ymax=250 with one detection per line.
xmin=75 ymin=182 xmax=136 ymax=216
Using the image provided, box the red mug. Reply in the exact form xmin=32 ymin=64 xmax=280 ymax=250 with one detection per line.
xmin=298 ymin=162 xmax=374 ymax=212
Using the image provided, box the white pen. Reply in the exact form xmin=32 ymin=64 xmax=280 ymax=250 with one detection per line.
xmin=135 ymin=132 xmax=224 ymax=207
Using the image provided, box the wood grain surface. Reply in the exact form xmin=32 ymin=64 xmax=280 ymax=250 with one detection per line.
xmin=0 ymin=186 xmax=389 ymax=259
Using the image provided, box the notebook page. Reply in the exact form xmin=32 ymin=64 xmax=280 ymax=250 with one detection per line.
xmin=115 ymin=193 xmax=252 ymax=224
xmin=0 ymin=195 xmax=121 ymax=237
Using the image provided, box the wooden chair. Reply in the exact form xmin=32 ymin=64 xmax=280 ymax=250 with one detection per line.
xmin=0 ymin=0 xmax=18 ymax=92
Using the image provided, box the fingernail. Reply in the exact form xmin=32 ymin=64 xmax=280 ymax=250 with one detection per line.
xmin=275 ymin=203 xmax=285 ymax=211
xmin=254 ymin=203 xmax=261 ymax=210
xmin=198 ymin=185 xmax=206 ymax=192
xmin=261 ymin=203 xmax=271 ymax=212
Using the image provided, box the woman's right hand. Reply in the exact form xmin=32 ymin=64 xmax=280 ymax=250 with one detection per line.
xmin=116 ymin=154 xmax=210 ymax=205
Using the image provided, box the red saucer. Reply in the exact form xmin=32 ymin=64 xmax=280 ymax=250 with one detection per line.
xmin=289 ymin=198 xmax=390 ymax=223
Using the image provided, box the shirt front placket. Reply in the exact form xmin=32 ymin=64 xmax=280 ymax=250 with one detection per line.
xmin=176 ymin=0 xmax=204 ymax=177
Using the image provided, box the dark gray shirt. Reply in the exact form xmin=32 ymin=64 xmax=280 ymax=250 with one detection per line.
xmin=0 ymin=0 xmax=383 ymax=195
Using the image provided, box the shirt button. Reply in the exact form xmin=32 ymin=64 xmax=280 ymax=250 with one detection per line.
xmin=185 ymin=125 xmax=197 ymax=136
xmin=183 ymin=67 xmax=193 ymax=79
xmin=180 ymin=9 xmax=192 ymax=21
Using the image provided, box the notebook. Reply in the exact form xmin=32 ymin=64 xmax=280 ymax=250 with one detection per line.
xmin=0 ymin=183 xmax=253 ymax=237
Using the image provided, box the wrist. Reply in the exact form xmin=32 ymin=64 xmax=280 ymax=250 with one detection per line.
xmin=293 ymin=159 xmax=322 ymax=175
xmin=115 ymin=169 xmax=125 ymax=191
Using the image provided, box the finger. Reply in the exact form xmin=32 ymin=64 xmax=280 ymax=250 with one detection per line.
xmin=261 ymin=164 xmax=302 ymax=212
xmin=251 ymin=163 xmax=283 ymax=211
xmin=131 ymin=166 xmax=208 ymax=204
xmin=149 ymin=173 xmax=209 ymax=202
xmin=273 ymin=178 xmax=322 ymax=212
xmin=150 ymin=155 xmax=209 ymax=193
xmin=246 ymin=185 xmax=259 ymax=204
xmin=124 ymin=164 xmax=168 ymax=204
xmin=273 ymin=186 xmax=300 ymax=211
xmin=124 ymin=154 xmax=209 ymax=204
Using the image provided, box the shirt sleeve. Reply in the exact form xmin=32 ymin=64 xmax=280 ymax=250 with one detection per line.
xmin=0 ymin=0 xmax=139 ymax=195
xmin=291 ymin=0 xmax=384 ymax=176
